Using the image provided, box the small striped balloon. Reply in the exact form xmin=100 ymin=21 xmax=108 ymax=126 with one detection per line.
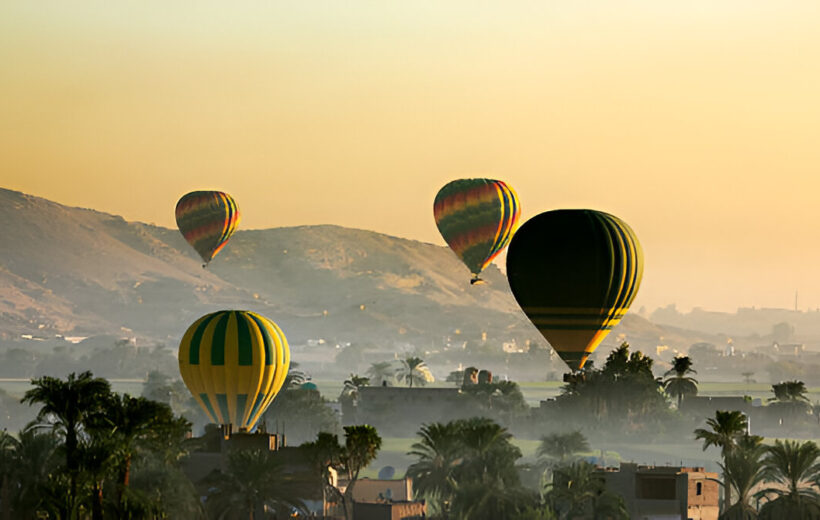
xmin=178 ymin=310 xmax=290 ymax=431
xmin=175 ymin=191 xmax=240 ymax=265
xmin=506 ymin=210 xmax=643 ymax=371
xmin=433 ymin=179 xmax=520 ymax=283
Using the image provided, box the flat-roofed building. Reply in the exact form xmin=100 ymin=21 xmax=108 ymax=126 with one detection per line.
xmin=597 ymin=463 xmax=719 ymax=520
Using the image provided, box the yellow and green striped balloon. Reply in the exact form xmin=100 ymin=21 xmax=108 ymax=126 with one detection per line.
xmin=178 ymin=310 xmax=290 ymax=432
xmin=433 ymin=179 xmax=520 ymax=284
xmin=175 ymin=191 xmax=240 ymax=266
xmin=506 ymin=210 xmax=643 ymax=371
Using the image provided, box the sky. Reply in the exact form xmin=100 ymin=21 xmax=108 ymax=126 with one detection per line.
xmin=2 ymin=1 xmax=820 ymax=313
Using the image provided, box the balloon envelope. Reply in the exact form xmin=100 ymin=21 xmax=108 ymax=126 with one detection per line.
xmin=175 ymin=191 xmax=240 ymax=265
xmin=433 ymin=179 xmax=520 ymax=282
xmin=506 ymin=210 xmax=643 ymax=371
xmin=178 ymin=310 xmax=290 ymax=431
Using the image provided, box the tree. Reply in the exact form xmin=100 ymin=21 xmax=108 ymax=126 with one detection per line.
xmin=341 ymin=424 xmax=382 ymax=517
xmin=663 ymin=355 xmax=698 ymax=408
xmin=407 ymin=417 xmax=523 ymax=517
xmin=204 ymin=448 xmax=308 ymax=520
xmin=21 ymin=371 xmax=111 ymax=514
xmin=396 ymin=357 xmax=433 ymax=388
xmin=96 ymin=393 xmax=181 ymax=514
xmin=302 ymin=425 xmax=382 ymax=520
xmin=366 ymin=362 xmax=395 ymax=386
xmin=537 ymin=431 xmax=590 ymax=465
xmin=757 ymin=439 xmax=820 ymax=519
xmin=556 ymin=343 xmax=668 ymax=431
xmin=545 ymin=461 xmax=628 ymax=520
xmin=449 ymin=481 xmax=540 ymax=520
xmin=719 ymin=434 xmax=767 ymax=520
xmin=769 ymin=380 xmax=810 ymax=405
xmin=741 ymin=372 xmax=755 ymax=385
xmin=0 ymin=431 xmax=16 ymax=520
xmin=694 ymin=410 xmax=749 ymax=508
xmin=11 ymin=427 xmax=62 ymax=519
xmin=406 ymin=421 xmax=463 ymax=515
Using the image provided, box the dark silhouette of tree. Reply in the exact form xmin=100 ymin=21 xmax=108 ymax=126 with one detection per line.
xmin=302 ymin=425 xmax=382 ymax=520
xmin=21 ymin=371 xmax=111 ymax=515
xmin=11 ymin=427 xmax=62 ymax=519
xmin=204 ymin=448 xmax=308 ymax=520
xmin=719 ymin=434 xmax=766 ymax=520
xmin=757 ymin=439 xmax=820 ymax=519
xmin=769 ymin=380 xmax=810 ymax=405
xmin=95 ymin=393 xmax=180 ymax=514
xmin=694 ymin=410 xmax=749 ymax=508
xmin=544 ymin=461 xmax=628 ymax=520
xmin=406 ymin=421 xmax=463 ymax=515
xmin=557 ymin=343 xmax=668 ymax=431
xmin=407 ymin=417 xmax=523 ymax=517
xmin=663 ymin=355 xmax=698 ymax=408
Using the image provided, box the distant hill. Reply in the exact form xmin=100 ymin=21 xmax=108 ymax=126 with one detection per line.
xmin=0 ymin=187 xmax=720 ymax=359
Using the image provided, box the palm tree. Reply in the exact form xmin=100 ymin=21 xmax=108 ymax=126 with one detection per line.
xmin=204 ymin=448 xmax=308 ymax=520
xmin=21 ymin=371 xmax=111 ymax=512
xmin=406 ymin=421 xmax=464 ymax=514
xmin=396 ymin=357 xmax=432 ymax=388
xmin=76 ymin=435 xmax=118 ymax=520
xmin=12 ymin=427 xmax=62 ymax=520
xmin=757 ymin=439 xmax=820 ymax=519
xmin=769 ymin=380 xmax=810 ymax=404
xmin=0 ymin=431 xmax=17 ymax=520
xmin=536 ymin=431 xmax=590 ymax=465
xmin=366 ymin=362 xmax=395 ymax=386
xmin=694 ymin=410 xmax=748 ymax=507
xmin=454 ymin=417 xmax=521 ymax=490
xmin=545 ymin=461 xmax=628 ymax=520
xmin=449 ymin=481 xmax=540 ymax=520
xmin=719 ymin=434 xmax=767 ymax=520
xmin=663 ymin=355 xmax=698 ymax=408
xmin=98 ymin=393 xmax=178 ymax=513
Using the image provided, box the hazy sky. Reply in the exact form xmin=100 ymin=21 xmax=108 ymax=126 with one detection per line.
xmin=3 ymin=2 xmax=820 ymax=313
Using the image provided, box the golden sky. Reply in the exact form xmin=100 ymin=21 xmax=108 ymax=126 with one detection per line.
xmin=3 ymin=2 xmax=820 ymax=313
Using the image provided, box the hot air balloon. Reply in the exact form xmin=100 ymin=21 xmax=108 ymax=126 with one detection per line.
xmin=178 ymin=310 xmax=290 ymax=433
xmin=175 ymin=191 xmax=240 ymax=266
xmin=434 ymin=179 xmax=520 ymax=284
xmin=506 ymin=210 xmax=643 ymax=371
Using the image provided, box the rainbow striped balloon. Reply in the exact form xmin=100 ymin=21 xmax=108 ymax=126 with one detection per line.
xmin=434 ymin=179 xmax=520 ymax=283
xmin=178 ymin=310 xmax=290 ymax=432
xmin=175 ymin=191 xmax=240 ymax=266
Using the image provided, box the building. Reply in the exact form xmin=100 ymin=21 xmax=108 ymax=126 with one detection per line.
xmin=345 ymin=477 xmax=426 ymax=520
xmin=597 ymin=463 xmax=719 ymax=520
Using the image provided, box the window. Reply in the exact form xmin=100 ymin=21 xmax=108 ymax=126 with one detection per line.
xmin=696 ymin=482 xmax=702 ymax=496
